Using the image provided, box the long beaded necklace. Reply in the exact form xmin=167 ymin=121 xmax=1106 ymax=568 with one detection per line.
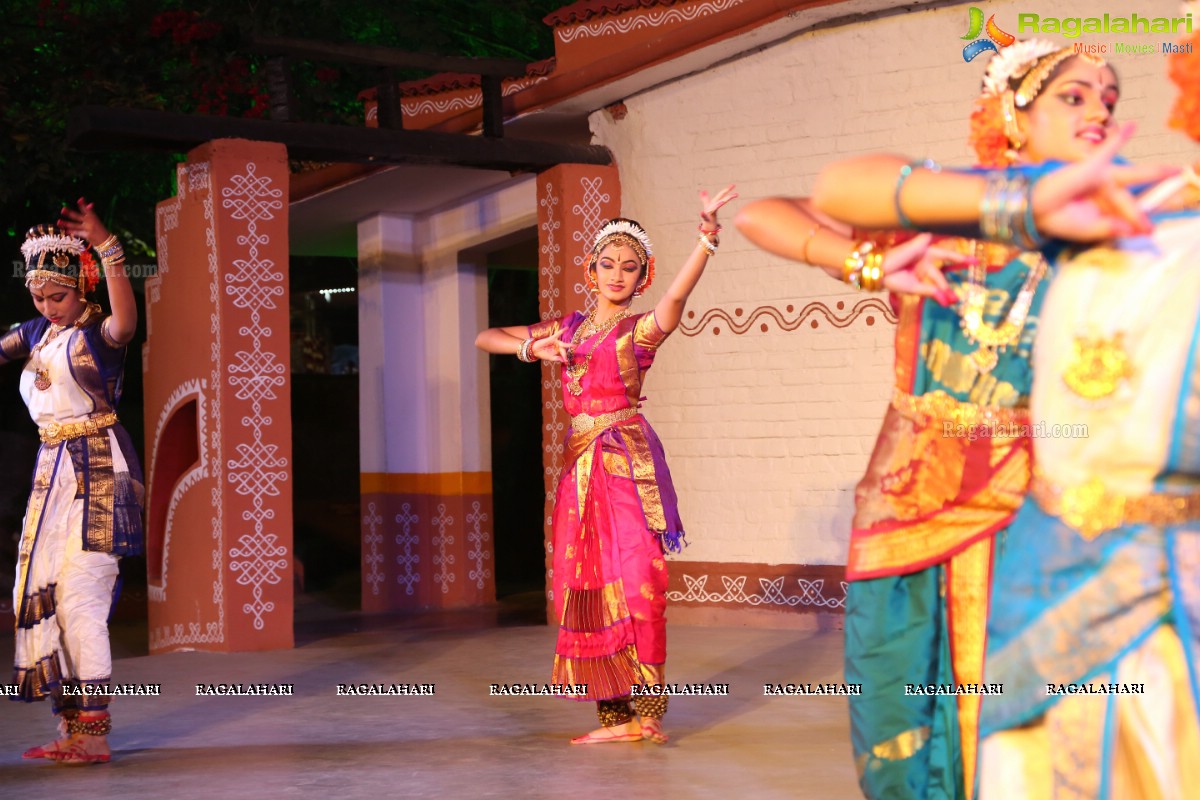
xmin=565 ymin=309 xmax=630 ymax=396
xmin=30 ymin=324 xmax=68 ymax=391
xmin=957 ymin=246 xmax=1047 ymax=374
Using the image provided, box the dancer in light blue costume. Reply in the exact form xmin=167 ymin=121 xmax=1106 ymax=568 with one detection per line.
xmin=810 ymin=100 xmax=1195 ymax=797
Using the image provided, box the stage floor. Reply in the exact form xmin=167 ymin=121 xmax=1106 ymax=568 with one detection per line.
xmin=1 ymin=600 xmax=856 ymax=799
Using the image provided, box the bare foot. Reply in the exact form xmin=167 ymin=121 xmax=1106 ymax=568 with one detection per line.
xmin=570 ymin=720 xmax=643 ymax=745
xmin=640 ymin=717 xmax=669 ymax=744
xmin=47 ymin=733 xmax=111 ymax=765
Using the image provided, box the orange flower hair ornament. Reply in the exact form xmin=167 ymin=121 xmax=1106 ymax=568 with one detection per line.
xmin=1168 ymin=5 xmax=1200 ymax=142
xmin=79 ymin=250 xmax=100 ymax=294
xmin=587 ymin=218 xmax=656 ymax=297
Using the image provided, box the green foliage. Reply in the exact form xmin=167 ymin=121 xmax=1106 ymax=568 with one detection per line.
xmin=0 ymin=0 xmax=566 ymax=300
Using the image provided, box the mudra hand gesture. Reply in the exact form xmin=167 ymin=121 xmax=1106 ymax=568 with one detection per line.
xmin=57 ymin=198 xmax=112 ymax=246
xmin=1032 ymin=122 xmax=1174 ymax=241
xmin=532 ymin=331 xmax=571 ymax=363
xmin=700 ymin=185 xmax=739 ymax=231
xmin=880 ymin=234 xmax=973 ymax=306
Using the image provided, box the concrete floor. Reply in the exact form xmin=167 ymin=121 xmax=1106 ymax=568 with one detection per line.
xmin=0 ymin=599 xmax=858 ymax=799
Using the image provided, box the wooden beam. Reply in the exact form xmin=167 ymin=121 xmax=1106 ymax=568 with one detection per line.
xmin=249 ymin=35 xmax=528 ymax=78
xmin=265 ymin=57 xmax=295 ymax=123
xmin=480 ymin=74 xmax=504 ymax=139
xmin=375 ymin=68 xmax=403 ymax=130
xmin=66 ymin=106 xmax=612 ymax=171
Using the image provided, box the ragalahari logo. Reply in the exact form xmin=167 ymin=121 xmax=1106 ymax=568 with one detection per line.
xmin=962 ymin=7 xmax=1015 ymax=61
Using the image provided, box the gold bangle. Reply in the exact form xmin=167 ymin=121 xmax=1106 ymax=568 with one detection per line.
xmin=843 ymin=241 xmax=886 ymax=292
xmin=842 ymin=241 xmax=873 ymax=289
xmin=860 ymin=250 xmax=885 ymax=292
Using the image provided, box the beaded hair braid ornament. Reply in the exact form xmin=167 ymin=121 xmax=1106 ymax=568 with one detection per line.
xmin=20 ymin=225 xmax=100 ymax=294
xmin=968 ymin=39 xmax=1107 ymax=166
xmin=585 ymin=218 xmax=656 ymax=297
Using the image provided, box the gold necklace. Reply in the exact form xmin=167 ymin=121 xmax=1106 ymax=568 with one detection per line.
xmin=565 ymin=309 xmax=630 ymax=396
xmin=30 ymin=324 xmax=68 ymax=391
xmin=958 ymin=247 xmax=1047 ymax=374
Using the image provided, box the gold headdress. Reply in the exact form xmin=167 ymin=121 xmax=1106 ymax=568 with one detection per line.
xmin=20 ymin=225 xmax=99 ymax=293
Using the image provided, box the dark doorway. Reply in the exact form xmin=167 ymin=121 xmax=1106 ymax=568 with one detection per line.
xmin=484 ymin=234 xmax=545 ymax=601
xmin=289 ymin=256 xmax=360 ymax=609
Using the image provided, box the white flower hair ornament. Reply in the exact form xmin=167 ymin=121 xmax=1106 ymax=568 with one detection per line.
xmin=980 ymin=38 xmax=1063 ymax=102
xmin=20 ymin=228 xmax=86 ymax=265
xmin=592 ymin=218 xmax=654 ymax=260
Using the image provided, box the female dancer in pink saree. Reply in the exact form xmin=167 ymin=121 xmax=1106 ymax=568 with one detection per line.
xmin=476 ymin=186 xmax=736 ymax=745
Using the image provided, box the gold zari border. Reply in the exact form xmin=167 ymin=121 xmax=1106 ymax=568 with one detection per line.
xmin=848 ymin=447 xmax=1027 ymax=576
xmin=1030 ymin=473 xmax=1200 ymax=540
xmin=892 ymin=388 xmax=1029 ymax=429
xmin=571 ymin=407 xmax=637 ymax=435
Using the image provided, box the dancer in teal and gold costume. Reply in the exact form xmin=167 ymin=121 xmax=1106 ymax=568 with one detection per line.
xmin=805 ymin=55 xmax=1195 ymax=799
xmin=739 ymin=42 xmax=1117 ymax=799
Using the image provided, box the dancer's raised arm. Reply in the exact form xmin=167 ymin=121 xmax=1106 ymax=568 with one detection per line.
xmin=653 ymin=184 xmax=737 ymax=334
xmin=812 ymin=123 xmax=1169 ymax=243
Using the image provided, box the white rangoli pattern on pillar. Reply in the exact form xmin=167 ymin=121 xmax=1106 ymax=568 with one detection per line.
xmin=539 ymin=182 xmax=565 ymax=601
xmin=363 ymin=502 xmax=384 ymax=596
xmin=431 ymin=503 xmax=456 ymax=594
xmin=465 ymin=501 xmax=491 ymax=591
xmin=571 ymin=176 xmax=610 ymax=313
xmin=395 ymin=503 xmax=420 ymax=596
xmin=221 ymin=163 xmax=289 ymax=631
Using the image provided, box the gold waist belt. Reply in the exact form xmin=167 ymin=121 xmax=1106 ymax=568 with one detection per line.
xmin=891 ymin=388 xmax=1029 ymax=428
xmin=1031 ymin=473 xmax=1200 ymax=540
xmin=39 ymin=412 xmax=119 ymax=446
xmin=570 ymin=407 xmax=637 ymax=435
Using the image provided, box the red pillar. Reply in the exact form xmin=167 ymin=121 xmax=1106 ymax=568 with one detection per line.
xmin=145 ymin=139 xmax=294 ymax=653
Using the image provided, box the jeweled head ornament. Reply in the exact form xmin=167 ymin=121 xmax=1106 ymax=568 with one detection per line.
xmin=20 ymin=225 xmax=99 ymax=294
xmin=586 ymin=217 xmax=656 ymax=296
xmin=970 ymin=40 xmax=1107 ymax=166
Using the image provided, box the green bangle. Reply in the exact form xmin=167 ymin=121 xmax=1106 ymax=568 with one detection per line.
xmin=894 ymin=159 xmax=941 ymax=230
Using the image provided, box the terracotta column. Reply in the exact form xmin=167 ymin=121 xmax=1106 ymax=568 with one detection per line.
xmin=145 ymin=139 xmax=294 ymax=653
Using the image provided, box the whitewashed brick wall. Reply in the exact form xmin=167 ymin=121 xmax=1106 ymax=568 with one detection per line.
xmin=588 ymin=0 xmax=1195 ymax=566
